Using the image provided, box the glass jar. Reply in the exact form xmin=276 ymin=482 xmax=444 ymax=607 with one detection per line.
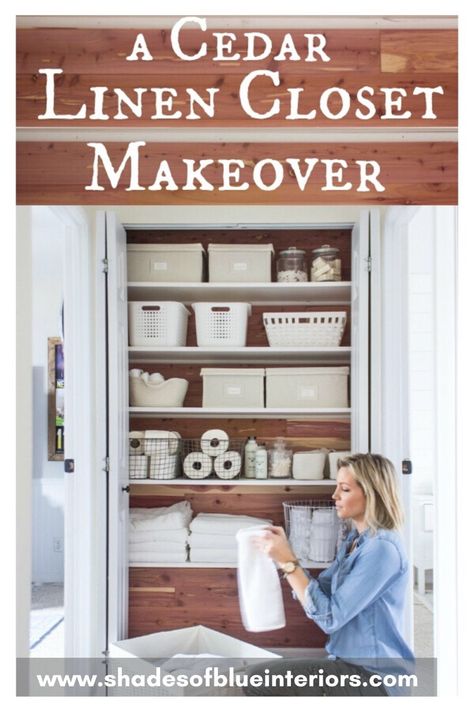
xmin=311 ymin=245 xmax=341 ymax=282
xmin=269 ymin=438 xmax=293 ymax=478
xmin=277 ymin=247 xmax=308 ymax=282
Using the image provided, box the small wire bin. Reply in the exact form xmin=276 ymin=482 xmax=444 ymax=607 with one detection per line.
xmin=263 ymin=311 xmax=347 ymax=348
xmin=129 ymin=434 xmax=182 ymax=480
xmin=283 ymin=500 xmax=342 ymax=563
xmin=181 ymin=438 xmax=246 ymax=480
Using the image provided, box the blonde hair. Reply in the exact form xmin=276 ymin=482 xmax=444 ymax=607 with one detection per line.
xmin=337 ymin=453 xmax=404 ymax=532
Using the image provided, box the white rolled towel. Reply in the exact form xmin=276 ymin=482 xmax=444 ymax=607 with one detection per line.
xmin=201 ymin=429 xmax=229 ymax=458
xmin=190 ymin=513 xmax=272 ymax=536
xmin=236 ymin=526 xmax=286 ymax=632
xmin=309 ymin=508 xmax=340 ymax=562
xmin=214 ymin=451 xmax=241 ymax=479
xmin=183 ymin=452 xmax=213 ymax=479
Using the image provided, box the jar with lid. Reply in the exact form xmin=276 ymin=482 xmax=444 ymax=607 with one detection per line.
xmin=268 ymin=438 xmax=293 ymax=479
xmin=277 ymin=247 xmax=308 ymax=282
xmin=311 ymin=245 xmax=341 ymax=282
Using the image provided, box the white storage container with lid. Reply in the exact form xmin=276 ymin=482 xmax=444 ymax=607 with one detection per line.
xmin=265 ymin=367 xmax=349 ymax=408
xmin=192 ymin=302 xmax=251 ymax=347
xmin=201 ymin=368 xmax=265 ymax=408
xmin=208 ymin=243 xmax=274 ymax=283
xmin=129 ymin=301 xmax=190 ymax=346
xmin=127 ymin=243 xmax=204 ymax=283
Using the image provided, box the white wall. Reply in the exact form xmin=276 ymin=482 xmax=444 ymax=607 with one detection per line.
xmin=31 ymin=207 xmax=66 ymax=583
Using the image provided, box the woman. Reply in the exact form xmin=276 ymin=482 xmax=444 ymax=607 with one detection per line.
xmin=247 ymin=453 xmax=415 ymax=697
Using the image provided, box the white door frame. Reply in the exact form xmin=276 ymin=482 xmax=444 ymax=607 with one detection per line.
xmin=50 ymin=206 xmax=99 ymax=657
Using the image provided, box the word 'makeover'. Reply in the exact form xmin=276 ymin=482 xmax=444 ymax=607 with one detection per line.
xmin=85 ymin=141 xmax=385 ymax=193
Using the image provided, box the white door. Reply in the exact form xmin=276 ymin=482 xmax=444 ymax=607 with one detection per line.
xmin=97 ymin=211 xmax=130 ymax=646
xmin=351 ymin=209 xmax=370 ymax=452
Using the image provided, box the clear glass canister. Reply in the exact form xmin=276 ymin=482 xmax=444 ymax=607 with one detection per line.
xmin=277 ymin=247 xmax=308 ymax=282
xmin=311 ymin=245 xmax=341 ymax=282
xmin=269 ymin=438 xmax=293 ymax=478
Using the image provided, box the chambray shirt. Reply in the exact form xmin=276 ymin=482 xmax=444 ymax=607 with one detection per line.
xmin=303 ymin=527 xmax=414 ymax=663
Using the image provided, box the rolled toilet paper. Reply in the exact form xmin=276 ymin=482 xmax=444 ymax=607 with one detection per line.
xmin=183 ymin=452 xmax=213 ymax=479
xmin=129 ymin=454 xmax=148 ymax=480
xmin=214 ymin=451 xmax=242 ymax=479
xmin=200 ymin=429 xmax=229 ymax=457
xmin=129 ymin=431 xmax=145 ymax=455
xmin=144 ymin=430 xmax=181 ymax=456
xmin=149 ymin=453 xmax=178 ymax=480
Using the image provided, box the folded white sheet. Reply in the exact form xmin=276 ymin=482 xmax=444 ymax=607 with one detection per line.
xmin=187 ymin=532 xmax=237 ymax=550
xmin=129 ymin=501 xmax=192 ymax=531
xmin=189 ymin=513 xmax=272 ymax=536
xmin=189 ymin=548 xmax=238 ymax=564
xmin=236 ymin=526 xmax=286 ymax=632
xmin=129 ymin=550 xmax=188 ymax=564
xmin=129 ymin=540 xmax=187 ymax=554
xmin=129 ymin=528 xmax=189 ymax=545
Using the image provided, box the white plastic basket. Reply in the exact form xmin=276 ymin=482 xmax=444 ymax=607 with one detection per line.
xmin=263 ymin=311 xmax=346 ymax=347
xmin=192 ymin=303 xmax=251 ymax=347
xmin=129 ymin=302 xmax=190 ymax=346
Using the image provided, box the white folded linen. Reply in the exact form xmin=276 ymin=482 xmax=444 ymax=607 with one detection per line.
xmin=129 ymin=501 xmax=192 ymax=531
xmin=187 ymin=532 xmax=237 ymax=550
xmin=189 ymin=548 xmax=238 ymax=564
xmin=129 ymin=550 xmax=188 ymax=564
xmin=129 ymin=528 xmax=189 ymax=545
xmin=236 ymin=526 xmax=286 ymax=632
xmin=129 ymin=540 xmax=187 ymax=554
xmin=189 ymin=513 xmax=272 ymax=536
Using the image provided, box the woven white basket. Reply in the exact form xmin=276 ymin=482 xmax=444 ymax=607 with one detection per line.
xmin=263 ymin=311 xmax=346 ymax=347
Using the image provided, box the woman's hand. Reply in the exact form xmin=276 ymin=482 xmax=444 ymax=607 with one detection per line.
xmin=253 ymin=525 xmax=297 ymax=565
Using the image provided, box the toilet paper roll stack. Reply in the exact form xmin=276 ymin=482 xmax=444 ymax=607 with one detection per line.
xmin=183 ymin=429 xmax=242 ymax=480
xmin=183 ymin=452 xmax=213 ymax=479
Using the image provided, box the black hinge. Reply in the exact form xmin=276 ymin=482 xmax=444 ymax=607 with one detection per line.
xmin=103 ymin=456 xmax=110 ymax=473
xmin=365 ymin=256 xmax=372 ymax=272
xmin=402 ymin=459 xmax=413 ymax=475
xmin=102 ymin=258 xmax=109 ymax=273
xmin=64 ymin=459 xmax=75 ymax=473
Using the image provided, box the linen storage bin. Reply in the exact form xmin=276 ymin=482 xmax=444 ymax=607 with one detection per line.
xmin=129 ymin=302 xmax=190 ymax=346
xmin=328 ymin=451 xmax=351 ymax=480
xmin=265 ymin=367 xmax=349 ymax=408
xmin=192 ymin=302 xmax=251 ymax=347
xmin=127 ymin=243 xmax=204 ymax=283
xmin=208 ymin=243 xmax=274 ymax=283
xmin=201 ymin=368 xmax=265 ymax=408
xmin=292 ymin=451 xmax=327 ymax=480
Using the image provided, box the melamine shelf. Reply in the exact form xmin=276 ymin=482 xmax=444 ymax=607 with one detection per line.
xmin=129 ymin=407 xmax=351 ymax=420
xmin=129 ymin=478 xmax=336 ymax=487
xmin=129 ymin=561 xmax=330 ymax=569
xmin=129 ymin=346 xmax=351 ymax=365
xmin=128 ymin=281 xmax=352 ymax=305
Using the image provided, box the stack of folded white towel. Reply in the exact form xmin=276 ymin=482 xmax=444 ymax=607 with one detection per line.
xmin=129 ymin=501 xmax=192 ymax=564
xmin=188 ymin=513 xmax=272 ymax=564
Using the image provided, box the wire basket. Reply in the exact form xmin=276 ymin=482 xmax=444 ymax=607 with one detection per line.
xmin=263 ymin=312 xmax=346 ymax=347
xmin=128 ymin=435 xmax=182 ymax=480
xmin=181 ymin=438 xmax=246 ymax=480
xmin=283 ymin=500 xmax=342 ymax=563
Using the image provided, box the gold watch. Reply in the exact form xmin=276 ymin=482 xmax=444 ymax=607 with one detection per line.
xmin=279 ymin=560 xmax=300 ymax=578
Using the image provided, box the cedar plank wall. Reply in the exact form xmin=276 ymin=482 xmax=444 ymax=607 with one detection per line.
xmin=16 ymin=27 xmax=457 ymax=204
xmin=128 ymin=227 xmax=349 ymax=647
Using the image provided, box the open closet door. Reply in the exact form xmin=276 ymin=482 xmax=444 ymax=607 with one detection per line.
xmin=351 ymin=210 xmax=370 ymax=452
xmin=103 ymin=212 xmax=130 ymax=645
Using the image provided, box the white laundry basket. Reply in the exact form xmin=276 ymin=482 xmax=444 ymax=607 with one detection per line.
xmin=192 ymin=303 xmax=251 ymax=347
xmin=129 ymin=302 xmax=190 ymax=346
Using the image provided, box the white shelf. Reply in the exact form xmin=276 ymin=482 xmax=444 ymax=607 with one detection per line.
xmin=129 ymin=561 xmax=330 ymax=569
xmin=129 ymin=407 xmax=351 ymax=420
xmin=129 ymin=478 xmax=336 ymax=487
xmin=128 ymin=281 xmax=351 ymax=305
xmin=129 ymin=346 xmax=351 ymax=365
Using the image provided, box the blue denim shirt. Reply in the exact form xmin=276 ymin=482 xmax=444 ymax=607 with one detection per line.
xmin=302 ymin=527 xmax=414 ymax=662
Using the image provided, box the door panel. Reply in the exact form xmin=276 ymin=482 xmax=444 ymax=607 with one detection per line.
xmin=351 ymin=210 xmax=370 ymax=452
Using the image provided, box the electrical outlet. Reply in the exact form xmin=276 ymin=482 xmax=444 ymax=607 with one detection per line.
xmin=53 ymin=537 xmax=63 ymax=553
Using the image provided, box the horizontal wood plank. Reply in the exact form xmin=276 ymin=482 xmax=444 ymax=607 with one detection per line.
xmin=381 ymin=30 xmax=457 ymax=73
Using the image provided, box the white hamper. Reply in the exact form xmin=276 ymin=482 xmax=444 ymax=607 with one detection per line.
xmin=127 ymin=243 xmax=204 ymax=283
xmin=265 ymin=367 xmax=349 ymax=408
xmin=129 ymin=302 xmax=190 ymax=346
xmin=208 ymin=243 xmax=274 ymax=283
xmin=201 ymin=368 xmax=265 ymax=408
xmin=192 ymin=302 xmax=251 ymax=347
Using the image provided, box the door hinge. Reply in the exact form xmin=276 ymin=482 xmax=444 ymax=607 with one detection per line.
xmin=103 ymin=456 xmax=110 ymax=473
xmin=365 ymin=256 xmax=372 ymax=272
xmin=402 ymin=459 xmax=413 ymax=475
xmin=102 ymin=258 xmax=109 ymax=273
xmin=64 ymin=459 xmax=75 ymax=473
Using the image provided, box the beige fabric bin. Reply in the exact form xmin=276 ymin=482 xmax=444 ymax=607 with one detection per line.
xmin=265 ymin=367 xmax=349 ymax=408
xmin=208 ymin=243 xmax=274 ymax=283
xmin=127 ymin=244 xmax=204 ymax=282
xmin=201 ymin=368 xmax=265 ymax=408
